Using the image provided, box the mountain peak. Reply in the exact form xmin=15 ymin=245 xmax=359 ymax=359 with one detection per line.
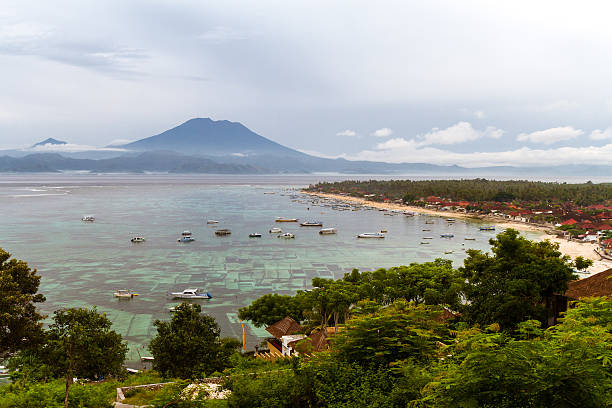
xmin=32 ymin=138 xmax=68 ymax=147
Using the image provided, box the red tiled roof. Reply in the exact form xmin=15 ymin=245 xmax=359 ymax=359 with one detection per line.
xmin=266 ymin=317 xmax=302 ymax=340
xmin=565 ymin=268 xmax=612 ymax=299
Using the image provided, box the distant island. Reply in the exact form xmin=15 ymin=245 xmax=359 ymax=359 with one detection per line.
xmin=2 ymin=118 xmax=612 ymax=175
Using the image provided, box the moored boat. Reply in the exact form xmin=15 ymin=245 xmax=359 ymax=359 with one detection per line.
xmin=275 ymin=217 xmax=298 ymax=222
xmin=206 ymin=220 xmax=219 ymax=224
xmin=319 ymin=227 xmax=337 ymax=235
xmin=357 ymin=232 xmax=385 ymax=239
xmin=81 ymin=215 xmax=95 ymax=222
xmin=279 ymin=233 xmax=295 ymax=239
xmin=131 ymin=236 xmax=146 ymax=243
xmin=269 ymin=227 xmax=282 ymax=233
xmin=215 ymin=229 xmax=231 ymax=236
xmin=464 ymin=237 xmax=476 ymax=240
xmin=425 ymin=220 xmax=434 ymax=224
xmin=300 ymin=221 xmax=323 ymax=226
xmin=440 ymin=233 xmax=454 ymax=238
xmin=249 ymin=233 xmax=262 ymax=238
xmin=479 ymin=226 xmax=496 ymax=231
xmin=170 ymin=288 xmax=212 ymax=299
xmin=178 ymin=231 xmax=195 ymax=242
xmin=114 ymin=289 xmax=138 ymax=298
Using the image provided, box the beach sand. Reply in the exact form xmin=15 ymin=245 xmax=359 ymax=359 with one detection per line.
xmin=304 ymin=191 xmax=612 ymax=277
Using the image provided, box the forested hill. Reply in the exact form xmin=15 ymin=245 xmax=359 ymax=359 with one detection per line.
xmin=307 ymin=179 xmax=612 ymax=205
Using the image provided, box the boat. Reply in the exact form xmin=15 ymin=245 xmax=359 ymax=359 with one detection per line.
xmin=425 ymin=220 xmax=434 ymax=224
xmin=269 ymin=227 xmax=282 ymax=233
xmin=380 ymin=229 xmax=388 ymax=233
xmin=275 ymin=217 xmax=298 ymax=222
xmin=440 ymin=233 xmax=454 ymax=238
xmin=446 ymin=219 xmax=456 ymax=223
xmin=206 ymin=220 xmax=219 ymax=224
xmin=357 ymin=233 xmax=385 ymax=239
xmin=464 ymin=237 xmax=476 ymax=240
xmin=404 ymin=211 xmax=416 ymax=216
xmin=444 ymin=250 xmax=454 ymax=254
xmin=178 ymin=231 xmax=195 ymax=242
xmin=114 ymin=289 xmax=138 ymax=298
xmin=131 ymin=236 xmax=146 ymax=243
xmin=422 ymin=229 xmax=431 ymax=231
xmin=300 ymin=221 xmax=323 ymax=226
xmin=422 ymin=236 xmax=433 ymax=239
xmin=479 ymin=226 xmax=496 ymax=231
xmin=248 ymin=233 xmax=262 ymax=238
xmin=279 ymin=233 xmax=295 ymax=239
xmin=81 ymin=215 xmax=95 ymax=222
xmin=215 ymin=229 xmax=232 ymax=236
xmin=319 ymin=228 xmax=337 ymax=235
xmin=420 ymin=241 xmax=430 ymax=244
xmin=170 ymin=288 xmax=212 ymax=299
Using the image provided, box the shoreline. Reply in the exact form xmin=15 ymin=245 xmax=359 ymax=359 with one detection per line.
xmin=303 ymin=191 xmax=612 ymax=276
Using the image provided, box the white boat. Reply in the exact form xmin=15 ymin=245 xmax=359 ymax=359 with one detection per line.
xmin=422 ymin=236 xmax=433 ymax=239
xmin=440 ymin=233 xmax=454 ymax=238
xmin=357 ymin=232 xmax=385 ymax=239
xmin=81 ymin=215 xmax=95 ymax=222
xmin=275 ymin=217 xmax=298 ymax=222
xmin=249 ymin=233 xmax=262 ymax=238
xmin=114 ymin=289 xmax=138 ymax=298
xmin=178 ymin=231 xmax=195 ymax=242
xmin=170 ymin=288 xmax=212 ymax=299
xmin=300 ymin=221 xmax=323 ymax=226
xmin=279 ymin=233 xmax=295 ymax=239
xmin=319 ymin=228 xmax=337 ymax=235
xmin=206 ymin=220 xmax=219 ymax=224
xmin=269 ymin=227 xmax=282 ymax=233
xmin=464 ymin=237 xmax=476 ymax=240
xmin=131 ymin=236 xmax=146 ymax=243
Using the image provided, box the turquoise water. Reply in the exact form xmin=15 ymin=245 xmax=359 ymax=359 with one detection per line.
xmin=0 ymin=174 xmax=539 ymax=363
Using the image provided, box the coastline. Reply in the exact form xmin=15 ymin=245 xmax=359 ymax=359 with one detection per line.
xmin=303 ymin=191 xmax=612 ymax=276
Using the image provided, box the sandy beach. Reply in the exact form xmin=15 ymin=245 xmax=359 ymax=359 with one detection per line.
xmin=304 ymin=191 xmax=612 ymax=276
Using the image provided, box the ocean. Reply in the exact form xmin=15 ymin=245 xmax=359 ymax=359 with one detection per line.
xmin=0 ymin=174 xmax=542 ymax=363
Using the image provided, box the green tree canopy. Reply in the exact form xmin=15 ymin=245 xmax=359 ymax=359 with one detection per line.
xmin=460 ymin=229 xmax=576 ymax=330
xmin=238 ymin=293 xmax=304 ymax=327
xmin=44 ymin=307 xmax=127 ymax=408
xmin=0 ymin=248 xmax=46 ymax=359
xmin=149 ymin=303 xmax=240 ymax=379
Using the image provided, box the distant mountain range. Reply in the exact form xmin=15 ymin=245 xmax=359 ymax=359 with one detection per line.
xmin=0 ymin=118 xmax=610 ymax=176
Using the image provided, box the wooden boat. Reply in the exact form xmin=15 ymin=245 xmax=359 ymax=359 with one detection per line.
xmin=206 ymin=220 xmax=219 ymax=224
xmin=248 ymin=233 xmax=262 ymax=238
xmin=425 ymin=220 xmax=434 ymax=224
xmin=357 ymin=233 xmax=385 ymax=239
xmin=479 ymin=226 xmax=496 ymax=231
xmin=275 ymin=217 xmax=298 ymax=222
xmin=131 ymin=236 xmax=145 ymax=243
xmin=300 ymin=221 xmax=323 ymax=226
xmin=464 ymin=237 xmax=476 ymax=240
xmin=440 ymin=233 xmax=454 ymax=238
xmin=114 ymin=289 xmax=138 ymax=298
xmin=319 ymin=228 xmax=337 ymax=235
xmin=215 ymin=229 xmax=232 ymax=236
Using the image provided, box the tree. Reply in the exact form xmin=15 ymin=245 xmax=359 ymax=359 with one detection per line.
xmin=238 ymin=294 xmax=303 ymax=327
xmin=332 ymin=300 xmax=448 ymax=367
xmin=149 ymin=303 xmax=240 ymax=378
xmin=0 ymin=248 xmax=46 ymax=359
xmin=460 ymin=229 xmax=576 ymax=330
xmin=574 ymin=256 xmax=593 ymax=272
xmin=45 ymin=307 xmax=127 ymax=408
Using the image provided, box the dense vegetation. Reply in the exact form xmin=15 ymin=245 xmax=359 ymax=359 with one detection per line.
xmin=308 ymin=178 xmax=612 ymax=205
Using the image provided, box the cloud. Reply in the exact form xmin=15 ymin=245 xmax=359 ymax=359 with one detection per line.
xmin=417 ymin=121 xmax=503 ymax=146
xmin=107 ymin=139 xmax=135 ymax=146
xmin=517 ymin=126 xmax=583 ymax=144
xmin=589 ymin=128 xmax=612 ymax=141
xmin=30 ymin=143 xmax=126 ymax=153
xmin=197 ymin=26 xmax=251 ymax=44
xmin=371 ymin=128 xmax=393 ymax=137
xmin=530 ymin=100 xmax=579 ymax=113
xmin=474 ymin=110 xmax=485 ymax=119
xmin=349 ymin=141 xmax=612 ymax=167
xmin=336 ymin=129 xmax=357 ymax=137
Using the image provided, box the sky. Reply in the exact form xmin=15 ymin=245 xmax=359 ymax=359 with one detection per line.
xmin=2 ymin=0 xmax=612 ymax=167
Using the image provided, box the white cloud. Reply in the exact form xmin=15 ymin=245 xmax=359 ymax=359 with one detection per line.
xmin=107 ymin=139 xmax=134 ymax=146
xmin=29 ymin=143 xmax=126 ymax=153
xmin=417 ymin=122 xmax=503 ymax=146
xmin=336 ymin=129 xmax=357 ymax=137
xmin=231 ymin=152 xmax=247 ymax=157
xmin=516 ymin=126 xmax=583 ymax=144
xmin=371 ymin=128 xmax=393 ymax=137
xmin=349 ymin=141 xmax=612 ymax=167
xmin=589 ymin=128 xmax=612 ymax=141
xmin=474 ymin=110 xmax=485 ymax=119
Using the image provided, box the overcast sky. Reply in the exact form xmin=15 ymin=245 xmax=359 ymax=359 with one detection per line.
xmin=2 ymin=0 xmax=612 ymax=166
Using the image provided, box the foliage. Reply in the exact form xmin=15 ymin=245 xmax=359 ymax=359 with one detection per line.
xmin=149 ymin=303 xmax=240 ymax=379
xmin=332 ymin=300 xmax=449 ymax=367
xmin=460 ymin=229 xmax=576 ymax=330
xmin=43 ymin=307 xmax=127 ymax=407
xmin=0 ymin=378 xmax=116 ymax=408
xmin=237 ymin=294 xmax=304 ymax=327
xmin=0 ymin=248 xmax=46 ymax=359
xmin=308 ymin=178 xmax=612 ymax=206
xmin=225 ymin=369 xmax=310 ymax=408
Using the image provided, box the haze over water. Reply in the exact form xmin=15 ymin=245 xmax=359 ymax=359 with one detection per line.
xmin=0 ymin=174 xmax=549 ymax=363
